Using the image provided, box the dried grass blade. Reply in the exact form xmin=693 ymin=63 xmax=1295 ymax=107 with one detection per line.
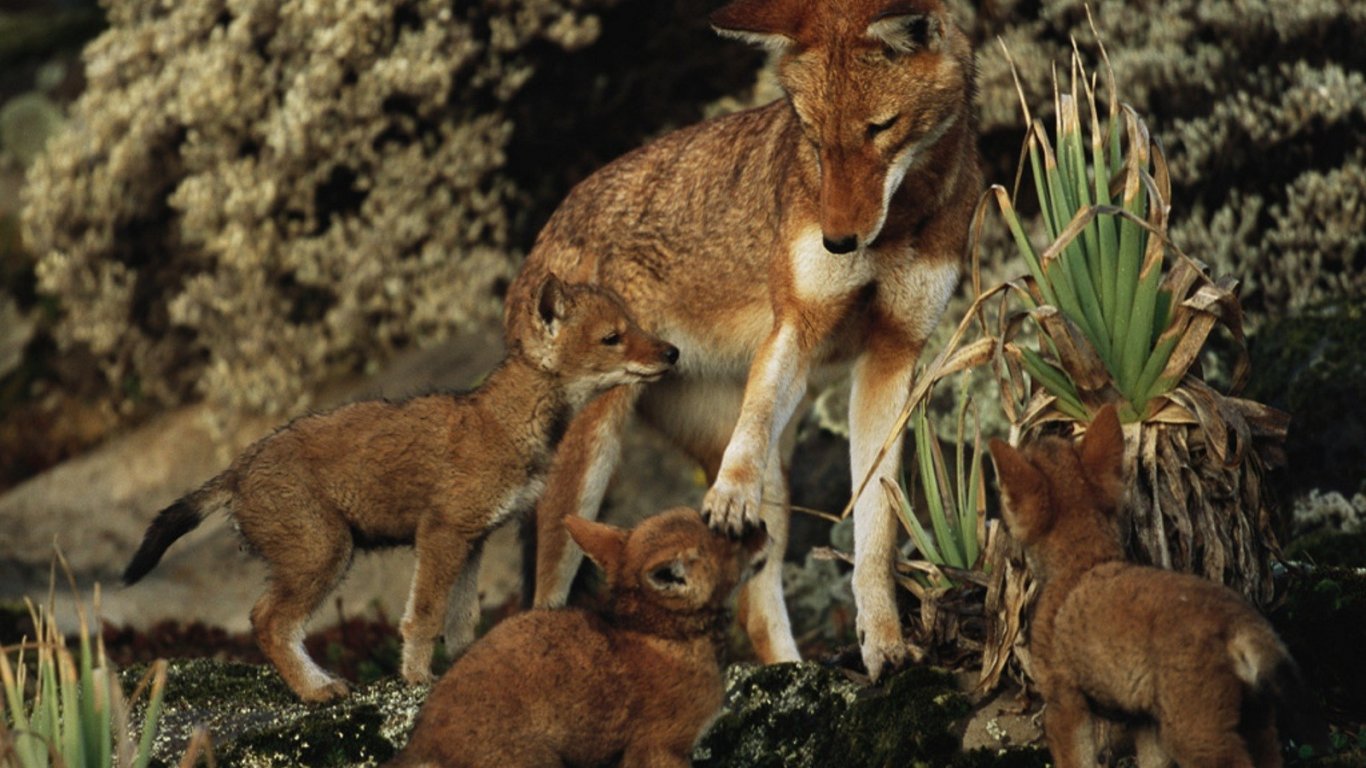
xmin=1034 ymin=305 xmax=1109 ymax=395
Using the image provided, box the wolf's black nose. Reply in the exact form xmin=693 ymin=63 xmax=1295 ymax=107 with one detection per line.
xmin=663 ymin=344 xmax=680 ymax=365
xmin=823 ymin=235 xmax=859 ymax=254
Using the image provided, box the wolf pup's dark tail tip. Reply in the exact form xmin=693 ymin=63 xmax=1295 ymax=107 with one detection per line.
xmin=122 ymin=499 xmax=204 ymax=585
xmin=1272 ymin=656 xmax=1330 ymax=752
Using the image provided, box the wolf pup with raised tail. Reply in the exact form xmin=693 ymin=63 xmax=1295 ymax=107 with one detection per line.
xmin=989 ymin=405 xmax=1324 ymax=768
xmin=388 ymin=507 xmax=766 ymax=768
xmin=507 ymin=0 xmax=982 ymax=681
xmin=123 ymin=276 xmax=677 ymax=702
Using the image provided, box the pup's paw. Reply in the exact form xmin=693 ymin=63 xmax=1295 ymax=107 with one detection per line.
xmin=703 ymin=468 xmax=762 ymax=536
xmin=299 ymin=677 xmax=350 ymax=703
xmin=401 ymin=664 xmax=435 ymax=687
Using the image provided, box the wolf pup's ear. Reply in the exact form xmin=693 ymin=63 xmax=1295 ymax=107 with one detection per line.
xmin=645 ymin=559 xmax=691 ymax=595
xmin=710 ymin=0 xmax=801 ymax=51
xmin=866 ymin=5 xmax=942 ymax=55
xmin=565 ymin=516 xmax=627 ymax=579
xmin=988 ymin=438 xmax=1050 ymax=543
xmin=536 ymin=273 xmax=569 ymax=331
xmin=1080 ymin=404 xmax=1126 ymax=506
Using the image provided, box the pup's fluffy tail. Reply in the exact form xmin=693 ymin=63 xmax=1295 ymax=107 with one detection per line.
xmin=1229 ymin=625 xmax=1328 ymax=749
xmin=122 ymin=478 xmax=231 ymax=585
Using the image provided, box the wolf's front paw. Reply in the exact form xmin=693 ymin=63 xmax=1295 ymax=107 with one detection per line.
xmin=858 ymin=620 xmax=910 ymax=683
xmin=703 ymin=467 xmax=762 ymax=536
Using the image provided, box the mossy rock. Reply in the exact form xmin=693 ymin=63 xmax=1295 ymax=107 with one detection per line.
xmin=1245 ymin=300 xmax=1366 ymax=495
xmin=693 ymin=662 xmax=1047 ymax=768
xmin=1284 ymin=530 xmax=1366 ymax=569
xmin=122 ymin=659 xmax=425 ymax=767
xmin=1270 ymin=566 xmax=1366 ymax=720
xmin=121 ymin=658 xmax=1050 ymax=767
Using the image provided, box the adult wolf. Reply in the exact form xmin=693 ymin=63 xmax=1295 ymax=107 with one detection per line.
xmin=507 ymin=0 xmax=981 ymax=679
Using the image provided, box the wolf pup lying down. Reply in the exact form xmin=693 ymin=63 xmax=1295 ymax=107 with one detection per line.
xmin=989 ymin=405 xmax=1323 ymax=768
xmin=122 ymin=276 xmax=678 ymax=702
xmin=387 ymin=507 xmax=765 ymax=768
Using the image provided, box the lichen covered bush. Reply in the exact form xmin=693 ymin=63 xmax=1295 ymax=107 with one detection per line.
xmin=956 ymin=0 xmax=1366 ymax=320
xmin=21 ymin=0 xmax=615 ymax=420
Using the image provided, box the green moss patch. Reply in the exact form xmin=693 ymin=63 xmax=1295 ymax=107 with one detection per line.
xmin=1271 ymin=566 xmax=1366 ymax=720
xmin=693 ymin=663 xmax=1045 ymax=768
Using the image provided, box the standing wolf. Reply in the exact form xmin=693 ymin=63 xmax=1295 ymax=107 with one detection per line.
xmin=122 ymin=277 xmax=677 ymax=701
xmin=506 ymin=0 xmax=981 ymax=678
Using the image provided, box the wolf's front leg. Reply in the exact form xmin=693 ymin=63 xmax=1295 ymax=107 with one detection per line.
xmin=1043 ymin=688 xmax=1102 ymax=768
xmin=402 ymin=524 xmax=471 ymax=684
xmin=704 ymin=322 xmax=810 ymax=535
xmin=849 ymin=257 xmax=960 ymax=681
xmin=848 ymin=331 xmax=917 ymax=682
xmin=442 ymin=539 xmax=484 ymax=655
xmin=533 ymin=385 xmax=637 ymax=608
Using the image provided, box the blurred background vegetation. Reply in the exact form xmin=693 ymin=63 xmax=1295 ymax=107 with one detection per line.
xmin=1 ymin=0 xmax=1361 ymax=503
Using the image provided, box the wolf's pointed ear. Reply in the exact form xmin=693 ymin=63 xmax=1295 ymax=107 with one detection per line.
xmin=710 ymin=0 xmax=801 ymax=51
xmin=866 ymin=3 xmax=943 ymax=55
xmin=1080 ymin=404 xmax=1126 ymax=505
xmin=988 ymin=438 xmax=1049 ymax=542
xmin=566 ymin=516 xmax=627 ymax=579
xmin=536 ymin=273 xmax=568 ymax=332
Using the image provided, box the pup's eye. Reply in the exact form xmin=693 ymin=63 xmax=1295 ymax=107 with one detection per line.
xmin=868 ymin=114 xmax=899 ymax=137
xmin=601 ymin=331 xmax=622 ymax=346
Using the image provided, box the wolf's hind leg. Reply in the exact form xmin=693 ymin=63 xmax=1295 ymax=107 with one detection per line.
xmin=249 ymin=515 xmax=353 ymax=702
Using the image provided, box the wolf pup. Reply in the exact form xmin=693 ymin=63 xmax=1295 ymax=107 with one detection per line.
xmin=506 ymin=0 xmax=982 ymax=680
xmin=989 ymin=405 xmax=1323 ymax=768
xmin=122 ymin=276 xmax=678 ymax=702
xmin=387 ymin=507 xmax=765 ymax=768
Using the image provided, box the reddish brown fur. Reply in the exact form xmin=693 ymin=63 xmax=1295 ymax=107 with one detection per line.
xmin=507 ymin=0 xmax=982 ymax=679
xmin=123 ymin=277 xmax=677 ymax=702
xmin=387 ymin=508 xmax=765 ymax=768
xmin=989 ymin=405 xmax=1316 ymax=768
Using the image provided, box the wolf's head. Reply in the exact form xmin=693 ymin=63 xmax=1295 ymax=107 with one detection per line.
xmin=712 ymin=0 xmax=974 ymax=254
xmin=988 ymin=405 xmax=1128 ymax=583
xmin=565 ymin=507 xmax=768 ymax=637
xmin=507 ymin=274 xmax=678 ymax=401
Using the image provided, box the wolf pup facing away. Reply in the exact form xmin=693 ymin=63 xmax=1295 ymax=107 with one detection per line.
xmin=122 ymin=276 xmax=678 ymax=702
xmin=506 ymin=0 xmax=982 ymax=680
xmin=387 ymin=507 xmax=765 ymax=768
xmin=989 ymin=405 xmax=1324 ymax=768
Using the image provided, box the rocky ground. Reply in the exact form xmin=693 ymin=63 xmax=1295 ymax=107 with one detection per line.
xmin=94 ymin=557 xmax=1366 ymax=767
